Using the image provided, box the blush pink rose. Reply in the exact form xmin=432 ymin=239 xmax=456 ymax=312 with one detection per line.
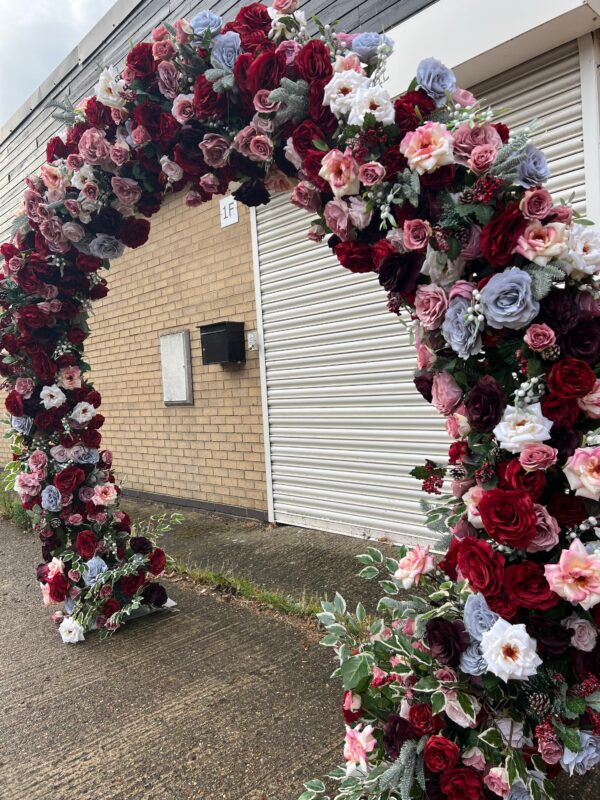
xmin=468 ymin=143 xmax=497 ymax=174
xmin=290 ymin=181 xmax=321 ymax=213
xmin=452 ymin=123 xmax=501 ymax=166
xmin=431 ymin=371 xmax=463 ymax=416
xmin=111 ymin=177 xmax=142 ymax=207
xmin=527 ymin=504 xmax=560 ymax=553
xmin=448 ymin=280 xmax=475 ymax=301
xmin=160 ymin=156 xmax=184 ymax=182
xmin=393 ymin=544 xmax=435 ymax=589
xmin=563 ymin=614 xmax=598 ymax=652
xmin=545 ymin=538 xmax=600 ymax=609
xmin=484 ymin=768 xmax=509 ymax=798
xmin=403 ymin=218 xmax=431 ymax=251
xmin=66 ymin=154 xmax=84 ymax=171
xmin=564 ymin=447 xmax=600 ymax=500
xmin=523 ymin=323 xmax=555 ymax=351
xmin=515 ymin=221 xmax=569 ymax=266
xmin=273 ymin=0 xmax=299 ymax=10
xmin=400 ymin=121 xmax=454 ymax=174
xmin=358 ymin=161 xmax=385 ymax=186
xmin=131 ymin=125 xmax=151 ymax=147
xmin=173 ymin=19 xmax=193 ymax=44
xmin=452 ymin=88 xmax=477 ymax=107
xmin=415 ymin=284 xmax=448 ymax=329
xmin=519 ymin=188 xmax=553 ymax=220
xmin=78 ymin=128 xmax=110 ymax=165
xmin=172 ymin=93 xmax=195 ymax=124
xmin=578 ymin=379 xmax=600 ymax=419
xmin=265 ymin=167 xmax=296 ymax=194
xmin=550 ymin=205 xmax=573 ymax=224
xmin=324 ymin=198 xmax=352 ymax=241
xmin=152 ymin=39 xmax=176 ymax=61
xmin=519 ymin=443 xmax=558 ymax=471
xmin=40 ymin=164 xmax=63 ymax=191
xmin=319 ymin=148 xmax=360 ymax=197
xmin=62 ymin=222 xmax=85 ymax=242
xmin=109 ymin=141 xmax=130 ymax=167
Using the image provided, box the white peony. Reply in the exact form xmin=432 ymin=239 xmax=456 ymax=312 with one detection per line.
xmin=562 ymin=223 xmax=600 ymax=278
xmin=492 ymin=403 xmax=553 ymax=453
xmin=40 ymin=384 xmax=67 ymax=410
xmin=480 ymin=619 xmax=542 ymax=682
xmin=94 ymin=66 xmax=127 ymax=109
xmin=323 ymin=70 xmax=370 ymax=118
xmin=58 ymin=616 xmax=85 ymax=644
xmin=70 ymin=401 xmax=96 ymax=425
xmin=347 ymin=85 xmax=395 ymax=126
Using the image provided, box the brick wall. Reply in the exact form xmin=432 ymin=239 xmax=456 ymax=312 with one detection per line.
xmin=82 ymin=193 xmax=267 ymax=514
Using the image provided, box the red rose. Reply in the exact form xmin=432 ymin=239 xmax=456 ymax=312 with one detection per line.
xmin=159 ymin=112 xmax=180 ymax=144
xmin=456 ymin=537 xmax=505 ymax=596
xmin=291 ymin=120 xmax=326 ymax=157
xmin=17 ymin=304 xmax=49 ymax=331
xmin=372 ymin=239 xmax=396 ymax=269
xmin=333 ymin=242 xmax=375 ymax=273
xmin=126 ymin=42 xmax=156 ymax=77
xmin=308 ymin=80 xmax=337 ymax=133
xmin=440 ymin=768 xmax=484 ymax=800
xmin=119 ymin=217 xmax=151 ymax=249
xmin=486 ymin=592 xmax=518 ymax=621
xmin=119 ymin=568 xmax=146 ymax=597
xmin=68 ymin=328 xmax=87 ymax=345
xmin=193 ymin=74 xmax=228 ymax=119
xmin=48 ymin=572 xmax=69 ymax=603
xmin=102 ymin=598 xmax=120 ymax=617
xmin=478 ymin=488 xmax=537 ymax=548
xmin=480 ymin=203 xmax=527 ymax=268
xmin=233 ymin=52 xmax=255 ymax=111
xmin=497 ymin=459 xmax=546 ymax=500
xmin=492 ymin=122 xmax=510 ymax=142
xmin=239 ymin=29 xmax=274 ymax=55
xmin=14 ymin=266 xmax=42 ymax=294
xmin=423 ymin=736 xmax=460 ymax=773
xmin=30 ymin=349 xmax=56 ymax=381
xmin=380 ymin=147 xmax=409 ymax=182
xmin=547 ymin=357 xmax=596 ymax=399
xmin=408 ymin=704 xmax=436 ymax=735
xmin=148 ymin=547 xmax=166 ymax=575
xmin=133 ymin=100 xmax=163 ymax=139
xmin=234 ymin=2 xmax=271 ymax=31
xmin=5 ymin=390 xmax=23 ymax=417
xmin=90 ymin=281 xmax=109 ymax=301
xmin=75 ymin=529 xmax=97 ymax=560
xmin=46 ymin=136 xmax=68 ymax=162
xmin=83 ymin=96 xmax=112 ymax=128
xmin=54 ymin=466 xmax=86 ymax=494
xmin=246 ymin=51 xmax=287 ymax=96
xmin=540 ymin=394 xmax=580 ymax=427
xmin=394 ymin=89 xmax=435 ymax=134
xmin=81 ymin=428 xmax=102 ymax=448
xmin=505 ymin=561 xmax=559 ymax=610
xmin=294 ymin=40 xmax=333 ymax=82
xmin=302 ymin=149 xmax=329 ymax=192
xmin=76 ymin=253 xmax=103 ymax=273
xmin=439 ymin=536 xmax=461 ymax=580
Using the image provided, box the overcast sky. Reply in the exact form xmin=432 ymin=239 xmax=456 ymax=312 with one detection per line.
xmin=0 ymin=0 xmax=119 ymax=127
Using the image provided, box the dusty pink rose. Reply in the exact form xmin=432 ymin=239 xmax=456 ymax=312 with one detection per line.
xmin=550 ymin=205 xmax=573 ymax=224
xmin=28 ymin=450 xmax=47 ymax=473
xmin=403 ymin=218 xmax=431 ymax=251
xmin=276 ymin=40 xmax=301 ymax=65
xmin=63 ymin=199 xmax=82 ymax=218
xmin=67 ymin=513 xmax=83 ymax=525
xmin=157 ymin=60 xmax=179 ymax=98
xmin=185 ymin=190 xmax=206 ymax=207
xmin=563 ymin=613 xmax=598 ymax=652
xmin=358 ymin=161 xmax=385 ymax=186
xmin=344 ymin=724 xmax=376 ymax=772
xmin=159 ymin=156 xmax=184 ymax=182
xmin=394 ymin=545 xmax=435 ymax=589
xmin=81 ymin=182 xmax=99 ymax=203
xmin=109 ymin=141 xmax=130 ymax=167
xmin=461 ymin=225 xmax=482 ymax=260
xmin=452 ymin=88 xmax=477 ymax=107
xmin=400 ymin=121 xmax=454 ymax=174
xmin=319 ymin=148 xmax=360 ymax=198
xmin=234 ymin=125 xmax=258 ymax=157
xmin=111 ymin=177 xmax=142 ymax=207
xmin=40 ymin=217 xmax=69 ymax=253
xmin=198 ymin=133 xmax=230 ymax=168
xmin=15 ymin=377 xmax=34 ymax=398
xmin=519 ymin=188 xmax=553 ymax=220
xmin=273 ymin=0 xmax=299 ymax=10
xmin=348 ymin=197 xmax=372 ymax=230
xmin=152 ymin=39 xmax=176 ymax=61
xmin=431 ymin=371 xmax=463 ymax=415
xmin=40 ymin=164 xmax=63 ymax=191
xmin=448 ymin=280 xmax=475 ymax=301
xmin=452 ymin=123 xmax=501 ymax=166
xmin=131 ymin=125 xmax=151 ymax=147
xmin=253 ymin=89 xmax=281 ymax=114
xmin=446 ymin=405 xmax=470 ymax=438
xmin=152 ymin=23 xmax=169 ymax=40
xmin=578 ymin=379 xmax=600 ymax=419
xmin=416 ymin=343 xmax=436 ymax=369
xmin=111 ymin=107 xmax=129 ymax=124
xmin=307 ymin=224 xmax=326 ymax=242
xmin=57 ymin=366 xmax=82 ymax=390
xmin=415 ymin=284 xmax=448 ymax=329
xmin=7 ymin=256 xmax=23 ymax=275
xmin=172 ymin=93 xmax=195 ymax=124
xmin=173 ymin=18 xmax=193 ymax=44
xmin=199 ymin=173 xmax=220 ymax=194
xmin=66 ymin=154 xmax=84 ymax=171
xmin=484 ymin=767 xmax=509 ymax=798
xmin=265 ymin=167 xmax=296 ymax=194
xmin=538 ymin=735 xmax=564 ymax=766
xmin=468 ymin=143 xmax=497 ymax=174
xmin=519 ymin=443 xmax=558 ymax=471
xmin=523 ymin=323 xmax=555 ymax=351
xmin=249 ymin=135 xmax=274 ymax=162
xmin=545 ymin=538 xmax=600 ymax=609
xmin=515 ymin=221 xmax=568 ymax=266
xmin=452 ymin=478 xmax=475 ymax=498
xmin=324 ymin=198 xmax=352 ymax=241
xmin=527 ymin=505 xmax=560 ymax=553
xmin=78 ymin=128 xmax=110 ymax=164
xmin=15 ymin=473 xmax=40 ymax=499
xmin=62 ymin=222 xmax=85 ymax=242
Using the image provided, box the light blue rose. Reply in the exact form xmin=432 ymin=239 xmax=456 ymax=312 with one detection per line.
xmin=441 ymin=296 xmax=483 ymax=359
xmin=11 ymin=416 xmax=33 ymax=435
xmin=41 ymin=485 xmax=62 ymax=512
xmin=351 ymin=32 xmax=394 ymax=64
xmin=190 ymin=9 xmax=222 ymax=36
xmin=460 ymin=642 xmax=488 ymax=676
xmin=75 ymin=448 xmax=100 ymax=465
xmin=480 ymin=267 xmax=539 ymax=330
xmin=416 ymin=57 xmax=456 ymax=107
xmin=463 ymin=593 xmax=498 ymax=641
xmin=89 ymin=234 xmax=125 ymax=260
xmin=64 ymin=596 xmax=75 ymax=615
xmin=561 ymin=733 xmax=600 ymax=776
xmin=83 ymin=556 xmax=108 ymax=587
xmin=211 ymin=31 xmax=241 ymax=72
xmin=507 ymin=782 xmax=532 ymax=800
xmin=516 ymin=144 xmax=551 ymax=188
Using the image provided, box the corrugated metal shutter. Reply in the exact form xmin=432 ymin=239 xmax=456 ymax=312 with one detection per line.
xmin=255 ymin=41 xmax=585 ymax=545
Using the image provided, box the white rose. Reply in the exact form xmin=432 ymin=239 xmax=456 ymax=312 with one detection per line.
xmin=347 ymin=85 xmax=395 ymax=127
xmin=159 ymin=156 xmax=184 ymax=183
xmin=323 ymin=70 xmax=370 ymax=118
xmin=481 ymin=619 xmax=542 ymax=682
xmin=94 ymin=66 xmax=127 ymax=109
xmin=70 ymin=401 xmax=96 ymax=425
xmin=492 ymin=403 xmax=553 ymax=454
xmin=563 ymin=223 xmax=600 ymax=278
xmin=71 ymin=164 xmax=95 ymax=191
xmin=40 ymin=384 xmax=67 ymax=410
xmin=58 ymin=616 xmax=85 ymax=644
xmin=563 ymin=613 xmax=598 ymax=652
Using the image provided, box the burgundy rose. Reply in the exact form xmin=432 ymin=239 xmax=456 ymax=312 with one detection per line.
xmin=148 ymin=547 xmax=166 ymax=575
xmin=130 ymin=536 xmax=153 ymax=555
xmin=425 ymin=618 xmax=469 ymax=667
xmin=54 ymin=466 xmax=86 ymax=493
xmin=480 ymin=203 xmax=527 ymax=268
xmin=540 ymin=394 xmax=580 ymax=428
xmin=414 ymin=372 xmax=434 ymax=403
xmin=505 ymin=561 xmax=559 ymax=611
xmin=478 ymin=488 xmax=537 ymax=548
xmin=291 ymin=120 xmax=326 ymax=158
xmin=382 ymin=714 xmax=416 ymax=760
xmin=232 ymin=179 xmax=270 ymax=207
xmin=378 ymin=253 xmax=423 ymax=299
xmin=141 ymin=581 xmax=168 ymax=607
xmin=102 ymin=598 xmax=121 ymax=617
xmin=393 ymin=89 xmax=435 ymax=134
xmin=525 ymin=615 xmax=571 ymax=656
xmin=423 ymin=736 xmax=460 ymax=773
xmin=126 ymin=42 xmax=156 ymax=78
xmin=465 ymin=375 xmax=506 ymax=432
xmin=562 ymin=320 xmax=600 ymax=364
xmin=333 ymin=241 xmax=375 ymax=273
xmin=81 ymin=428 xmax=102 ymax=448
xmin=119 ymin=568 xmax=146 ymax=597
xmin=539 ymin=289 xmax=579 ymax=334
xmin=5 ymin=390 xmax=23 ymax=417
xmin=547 ymin=426 xmax=582 ymax=463
xmin=440 ymin=768 xmax=484 ymax=800
xmin=294 ymin=40 xmax=333 ymax=82
xmin=193 ymin=74 xmax=227 ymax=119
xmin=408 ymin=704 xmax=436 ymax=735
xmin=75 ymin=529 xmax=97 ymax=560
xmin=547 ymin=492 xmax=587 ymax=527
xmin=119 ymin=217 xmax=151 ymax=249
xmin=456 ymin=537 xmax=505 ymax=596
xmin=547 ymin=357 xmax=596 ymax=399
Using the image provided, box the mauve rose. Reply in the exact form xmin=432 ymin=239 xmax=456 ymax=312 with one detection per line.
xmin=461 ymin=226 xmax=482 ymax=260
xmin=78 ymin=128 xmax=110 ymax=164
xmin=15 ymin=378 xmax=34 ymax=398
xmin=564 ymin=614 xmax=598 ymax=652
xmin=160 ymin=156 xmax=184 ymax=182
xmin=199 ymin=173 xmax=220 ymax=194
xmin=131 ymin=125 xmax=151 ymax=147
xmin=62 ymin=222 xmax=85 ymax=242
xmin=253 ymin=89 xmax=280 ymax=113
xmin=415 ymin=284 xmax=448 ymax=329
xmin=249 ymin=134 xmax=273 ymax=161
xmin=109 ymin=141 xmax=130 ymax=167
xmin=358 ymin=161 xmax=385 ymax=186
xmin=157 ymin=60 xmax=180 ymax=99
xmin=448 ymin=280 xmax=475 ymax=301
xmin=520 ymin=188 xmax=553 ymax=220
xmin=524 ymin=323 xmax=555 ymax=351
xmin=40 ymin=217 xmax=69 ymax=253
xmin=81 ymin=182 xmax=99 ymax=203
xmin=578 ymin=292 xmax=600 ymax=319
xmin=198 ymin=133 xmax=230 ymax=168
xmin=172 ymin=93 xmax=195 ymax=124
xmin=234 ymin=124 xmax=257 ymax=157
xmin=539 ymin=736 xmax=564 ymax=766
xmin=403 ymin=218 xmax=431 ymax=251
xmin=452 ymin=88 xmax=477 ymax=107
xmin=468 ymin=143 xmax=497 ymax=174
xmin=307 ymin=224 xmax=325 ymax=242
xmin=152 ymin=39 xmax=175 ymax=61
xmin=324 ymin=198 xmax=352 ymax=240
xmin=431 ymin=371 xmax=463 ymax=415
xmin=66 ymin=154 xmax=84 ymax=171
xmin=425 ymin=619 xmax=469 ymax=667
xmin=550 ymin=204 xmax=573 ymax=224
xmin=452 ymin=123 xmax=501 ymax=165
xmin=111 ymin=177 xmax=142 ymax=206
xmin=291 ymin=181 xmax=321 ymax=213
xmin=519 ymin=443 xmax=558 ymax=471
xmin=526 ymin=505 xmax=560 ymax=552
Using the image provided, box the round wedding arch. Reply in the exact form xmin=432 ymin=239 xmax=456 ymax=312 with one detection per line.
xmin=2 ymin=4 xmax=600 ymax=798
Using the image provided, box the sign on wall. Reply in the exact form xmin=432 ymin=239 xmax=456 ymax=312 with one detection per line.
xmin=219 ymin=196 xmax=239 ymax=227
xmin=159 ymin=330 xmax=193 ymax=405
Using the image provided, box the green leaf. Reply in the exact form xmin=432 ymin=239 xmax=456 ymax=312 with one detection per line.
xmin=311 ymin=139 xmax=329 ymax=152
xmin=340 ymin=655 xmax=370 ymax=690
xmin=565 ymin=695 xmax=587 ymax=718
xmin=585 ymin=690 xmax=600 ymax=712
xmin=555 ymin=723 xmax=582 ymax=753
xmin=304 ymin=779 xmax=325 ymax=792
xmin=455 ymin=692 xmax=477 ymax=725
xmin=478 ymin=728 xmax=504 ymax=749
xmin=358 ymin=566 xmax=379 ymax=580
xmin=431 ymin=691 xmax=446 ymax=715
xmin=356 ymin=554 xmax=374 ymax=566
xmin=333 ymin=592 xmax=346 ymax=615
xmin=356 ymin=602 xmax=366 ymax=622
xmin=413 ymin=676 xmax=440 ymax=693
xmin=379 ymin=580 xmax=399 ymax=595
xmin=367 ymin=547 xmax=384 ymax=563
xmin=319 ymin=634 xmax=339 ymax=647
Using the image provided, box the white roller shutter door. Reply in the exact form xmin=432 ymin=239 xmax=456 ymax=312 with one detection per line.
xmin=255 ymin=41 xmax=585 ymax=545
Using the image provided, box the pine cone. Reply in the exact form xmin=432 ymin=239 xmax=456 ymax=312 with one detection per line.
xmin=527 ymin=691 xmax=552 ymax=720
xmin=540 ymin=344 xmax=560 ymax=361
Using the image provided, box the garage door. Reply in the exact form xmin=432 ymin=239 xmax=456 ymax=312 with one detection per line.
xmin=254 ymin=40 xmax=585 ymax=545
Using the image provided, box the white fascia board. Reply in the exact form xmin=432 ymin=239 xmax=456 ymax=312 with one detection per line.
xmin=384 ymin=0 xmax=600 ymax=94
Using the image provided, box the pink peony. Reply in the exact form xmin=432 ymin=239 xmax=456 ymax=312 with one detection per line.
xmin=431 ymin=371 xmax=463 ymax=416
xmin=452 ymin=123 xmax=501 ymax=166
xmin=394 ymin=545 xmax=435 ymax=589
xmin=519 ymin=443 xmax=558 ymax=471
xmin=400 ymin=121 xmax=454 ymax=174
xmin=78 ymin=128 xmax=110 ymax=164
xmin=344 ymin=724 xmax=376 ymax=772
xmin=545 ymin=538 xmax=600 ymax=609
xmin=415 ymin=284 xmax=448 ymax=329
xmin=564 ymin=446 xmax=600 ymax=500
xmin=28 ymin=450 xmax=47 ymax=474
xmin=578 ymin=379 xmax=600 ymax=419
xmin=319 ymin=148 xmax=360 ymax=198
xmin=403 ymin=218 xmax=431 ymax=251
xmin=15 ymin=472 xmax=41 ymax=499
xmin=523 ymin=323 xmax=555 ymax=351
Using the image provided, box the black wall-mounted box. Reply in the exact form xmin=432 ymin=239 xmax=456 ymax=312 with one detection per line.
xmin=199 ymin=321 xmax=246 ymax=365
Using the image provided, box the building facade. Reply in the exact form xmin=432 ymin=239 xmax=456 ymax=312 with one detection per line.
xmin=2 ymin=0 xmax=600 ymax=542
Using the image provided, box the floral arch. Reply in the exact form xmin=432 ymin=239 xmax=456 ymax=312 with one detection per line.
xmin=3 ymin=3 xmax=600 ymax=799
